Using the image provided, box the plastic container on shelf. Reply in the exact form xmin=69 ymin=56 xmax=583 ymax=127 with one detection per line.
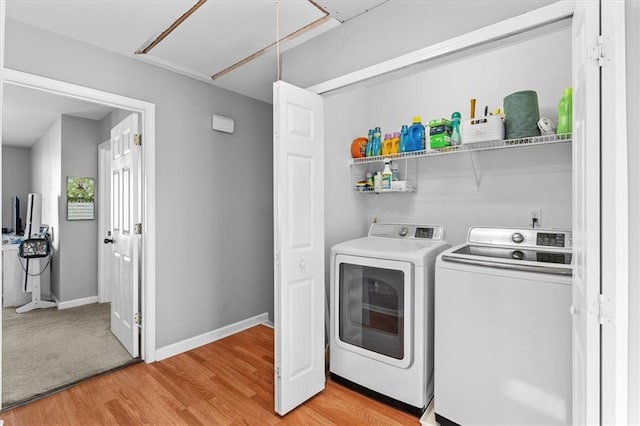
xmin=557 ymin=87 xmax=572 ymax=135
xmin=428 ymin=118 xmax=452 ymax=149
xmin=382 ymin=133 xmax=393 ymax=155
xmin=399 ymin=125 xmax=410 ymax=153
xmin=351 ymin=137 xmax=368 ymax=158
xmin=451 ymin=112 xmax=462 ymax=146
xmin=365 ymin=128 xmax=374 ymax=157
xmin=391 ymin=132 xmax=400 ymax=154
xmin=390 ymin=161 xmax=400 ymax=181
xmin=408 ymin=116 xmax=425 ymax=151
xmin=372 ymin=127 xmax=382 ymax=156
xmin=381 ymin=161 xmax=392 ymax=190
xmin=374 ymin=172 xmax=382 ymax=191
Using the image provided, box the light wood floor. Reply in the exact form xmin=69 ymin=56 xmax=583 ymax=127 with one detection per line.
xmin=1 ymin=325 xmax=419 ymax=425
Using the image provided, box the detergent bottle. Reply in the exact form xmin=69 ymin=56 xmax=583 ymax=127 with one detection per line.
xmin=556 ymin=87 xmax=572 ymax=135
xmin=408 ymin=116 xmax=425 ymax=151
xmin=372 ymin=127 xmax=382 ymax=157
xmin=451 ymin=112 xmax=462 ymax=146
xmin=381 ymin=160 xmax=392 ymax=190
xmin=399 ymin=125 xmax=410 ymax=152
xmin=382 ymin=133 xmax=393 ymax=156
xmin=365 ymin=128 xmax=374 ymax=157
xmin=391 ymin=132 xmax=400 ymax=154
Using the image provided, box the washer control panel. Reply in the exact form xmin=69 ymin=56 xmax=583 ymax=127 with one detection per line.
xmin=369 ymin=223 xmax=444 ymax=241
xmin=468 ymin=227 xmax=572 ymax=249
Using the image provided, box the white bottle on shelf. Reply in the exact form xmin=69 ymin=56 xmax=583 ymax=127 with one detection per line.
xmin=381 ymin=160 xmax=392 ymax=190
xmin=374 ymin=172 xmax=382 ymax=191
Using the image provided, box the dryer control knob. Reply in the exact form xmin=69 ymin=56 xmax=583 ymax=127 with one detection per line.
xmin=399 ymin=227 xmax=408 ymax=237
xmin=511 ymin=250 xmax=524 ymax=260
xmin=511 ymin=232 xmax=524 ymax=243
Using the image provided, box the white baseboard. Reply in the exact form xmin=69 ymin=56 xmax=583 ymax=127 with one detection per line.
xmin=155 ymin=312 xmax=270 ymax=361
xmin=56 ymin=295 xmax=99 ymax=310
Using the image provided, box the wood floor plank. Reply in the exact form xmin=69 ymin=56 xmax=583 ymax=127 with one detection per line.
xmin=1 ymin=325 xmax=420 ymax=425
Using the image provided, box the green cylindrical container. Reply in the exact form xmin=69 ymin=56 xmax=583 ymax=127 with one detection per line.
xmin=503 ymin=90 xmax=541 ymax=139
xmin=557 ymin=87 xmax=572 ymax=135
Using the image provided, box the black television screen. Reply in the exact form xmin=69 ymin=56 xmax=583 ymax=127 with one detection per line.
xmin=11 ymin=196 xmax=21 ymax=234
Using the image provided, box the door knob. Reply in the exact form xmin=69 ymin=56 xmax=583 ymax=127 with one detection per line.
xmin=104 ymin=238 xmax=114 ymax=244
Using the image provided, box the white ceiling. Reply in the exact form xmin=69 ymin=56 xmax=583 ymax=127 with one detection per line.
xmin=5 ymin=0 xmax=388 ymax=104
xmin=2 ymin=84 xmax=115 ymax=147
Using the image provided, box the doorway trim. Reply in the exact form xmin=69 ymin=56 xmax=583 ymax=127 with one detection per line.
xmin=97 ymin=140 xmax=112 ymax=304
xmin=1 ymin=67 xmax=157 ymax=364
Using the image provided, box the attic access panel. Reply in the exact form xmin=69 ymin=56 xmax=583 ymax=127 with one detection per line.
xmin=140 ymin=0 xmax=327 ymax=80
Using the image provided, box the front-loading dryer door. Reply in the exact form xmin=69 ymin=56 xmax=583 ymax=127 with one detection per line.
xmin=334 ymin=254 xmax=413 ymax=368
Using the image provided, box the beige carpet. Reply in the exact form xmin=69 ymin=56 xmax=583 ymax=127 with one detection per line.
xmin=2 ymin=302 xmax=134 ymax=407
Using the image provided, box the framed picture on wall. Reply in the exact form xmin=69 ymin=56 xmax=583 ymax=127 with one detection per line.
xmin=67 ymin=177 xmax=95 ymax=220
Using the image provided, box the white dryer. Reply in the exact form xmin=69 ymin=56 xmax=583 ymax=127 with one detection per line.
xmin=435 ymin=227 xmax=572 ymax=426
xmin=330 ymin=223 xmax=449 ymax=415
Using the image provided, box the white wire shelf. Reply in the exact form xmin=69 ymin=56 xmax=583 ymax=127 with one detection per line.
xmin=354 ymin=182 xmax=416 ymax=194
xmin=354 ymin=187 xmax=417 ymax=194
xmin=348 ymin=133 xmax=572 ymax=165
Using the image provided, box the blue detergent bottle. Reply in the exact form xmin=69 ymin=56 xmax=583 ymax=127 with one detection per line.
xmin=365 ymin=128 xmax=374 ymax=157
xmin=408 ymin=116 xmax=425 ymax=151
xmin=451 ymin=112 xmax=462 ymax=146
xmin=399 ymin=125 xmax=410 ymax=153
xmin=372 ymin=127 xmax=382 ymax=156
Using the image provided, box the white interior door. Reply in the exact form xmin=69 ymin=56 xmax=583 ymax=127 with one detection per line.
xmin=571 ymin=1 xmax=601 ymax=424
xmin=273 ymin=80 xmax=325 ymax=415
xmin=109 ymin=113 xmax=140 ymax=358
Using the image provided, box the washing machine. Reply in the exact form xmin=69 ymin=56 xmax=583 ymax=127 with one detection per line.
xmin=330 ymin=222 xmax=450 ymax=415
xmin=434 ymin=227 xmax=572 ymax=425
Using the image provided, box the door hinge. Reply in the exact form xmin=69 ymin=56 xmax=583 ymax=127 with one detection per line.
xmin=134 ymin=312 xmax=142 ymax=326
xmin=276 ymin=364 xmax=281 ymax=379
xmin=133 ymin=133 xmax=142 ymax=146
xmin=597 ymin=293 xmax=613 ymax=325
xmin=134 ymin=223 xmax=142 ymax=235
xmin=589 ymin=35 xmax=605 ymax=67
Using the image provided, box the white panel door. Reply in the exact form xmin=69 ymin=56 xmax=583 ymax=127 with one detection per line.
xmin=273 ymin=80 xmax=325 ymax=416
xmin=110 ymin=113 xmax=140 ymax=358
xmin=0 ymin=0 xmax=6 ymax=409
xmin=571 ymin=2 xmax=601 ymax=424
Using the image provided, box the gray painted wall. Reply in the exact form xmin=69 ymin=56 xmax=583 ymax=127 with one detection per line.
xmin=30 ymin=117 xmax=61 ymax=299
xmin=58 ymin=115 xmax=101 ymax=302
xmin=5 ymin=18 xmax=274 ymax=348
xmin=282 ymin=0 xmax=558 ymax=89
xmin=626 ymin=1 xmax=639 ymax=422
xmin=1 ymin=145 xmax=31 ymax=231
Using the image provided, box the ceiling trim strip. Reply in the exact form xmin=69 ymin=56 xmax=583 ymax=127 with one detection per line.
xmin=211 ymin=14 xmax=332 ymax=81
xmin=135 ymin=0 xmax=207 ymax=55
